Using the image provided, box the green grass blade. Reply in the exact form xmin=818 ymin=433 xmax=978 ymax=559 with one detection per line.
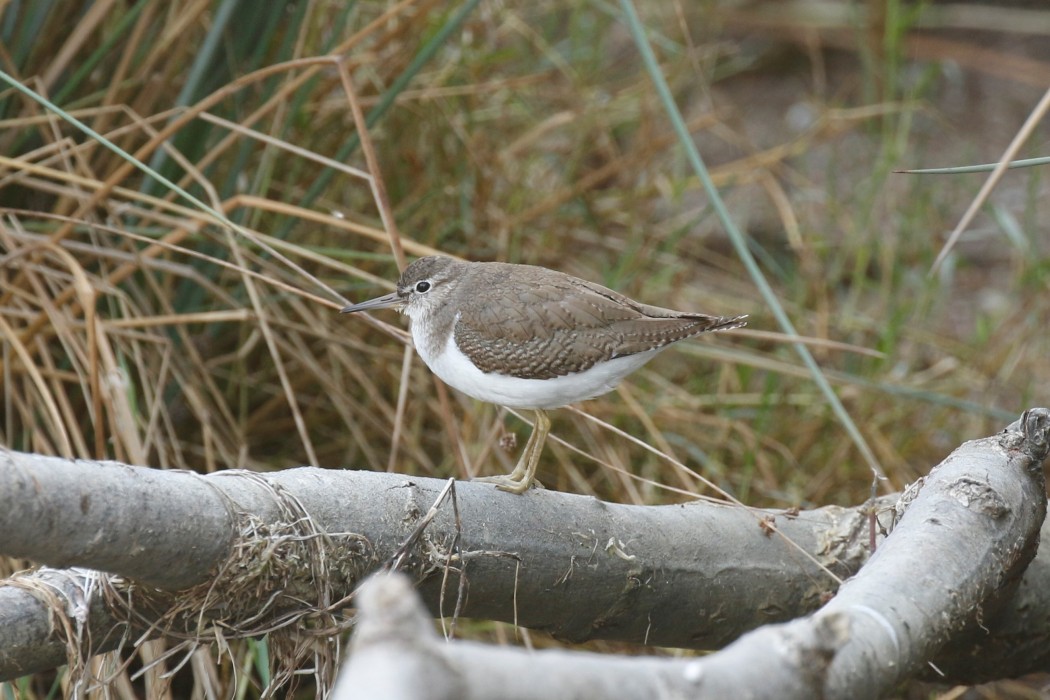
xmin=897 ymin=155 xmax=1050 ymax=175
xmin=617 ymin=0 xmax=886 ymax=480
xmin=275 ymin=0 xmax=483 ymax=239
xmin=0 ymin=68 xmax=233 ymax=228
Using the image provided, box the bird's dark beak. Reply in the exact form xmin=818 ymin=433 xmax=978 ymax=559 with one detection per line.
xmin=340 ymin=290 xmax=403 ymax=314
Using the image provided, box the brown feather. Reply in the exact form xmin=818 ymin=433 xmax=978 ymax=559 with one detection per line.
xmin=440 ymin=261 xmax=744 ymax=379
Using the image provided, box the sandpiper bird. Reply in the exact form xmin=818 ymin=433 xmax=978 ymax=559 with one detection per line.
xmin=341 ymin=256 xmax=745 ymax=494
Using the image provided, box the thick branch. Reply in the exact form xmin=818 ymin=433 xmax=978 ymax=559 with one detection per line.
xmin=0 ymin=450 xmax=870 ymax=680
xmin=2 ymin=410 xmax=1049 ymax=691
xmin=335 ymin=572 xmax=846 ymax=700
xmin=333 ymin=410 xmax=1049 ymax=699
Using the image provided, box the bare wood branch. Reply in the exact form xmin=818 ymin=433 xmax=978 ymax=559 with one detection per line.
xmin=335 ymin=571 xmax=846 ymax=700
xmin=0 ymin=453 xmax=869 ymax=680
xmin=332 ymin=410 xmax=1049 ymax=698
xmin=1 ymin=409 xmax=1048 ymax=693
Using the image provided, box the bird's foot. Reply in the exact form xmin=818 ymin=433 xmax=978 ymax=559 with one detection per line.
xmin=473 ymin=474 xmax=545 ymax=494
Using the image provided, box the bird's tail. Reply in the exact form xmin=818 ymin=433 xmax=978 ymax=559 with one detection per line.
xmin=705 ymin=314 xmax=748 ymax=332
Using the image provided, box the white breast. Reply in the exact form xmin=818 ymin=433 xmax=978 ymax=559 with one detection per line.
xmin=411 ymin=314 xmax=658 ymax=410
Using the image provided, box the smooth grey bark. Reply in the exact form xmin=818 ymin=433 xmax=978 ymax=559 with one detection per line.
xmin=1 ymin=409 xmax=1048 ymax=693
xmin=817 ymin=409 xmax=1047 ymax=697
xmin=0 ymin=454 xmax=236 ymax=590
xmin=0 ymin=451 xmax=875 ymax=681
xmin=333 ymin=410 xmax=1050 ymax=699
xmin=334 ymin=571 xmax=845 ymax=700
xmin=0 ymin=569 xmax=128 ymax=681
xmin=929 ymin=524 xmax=1050 ymax=681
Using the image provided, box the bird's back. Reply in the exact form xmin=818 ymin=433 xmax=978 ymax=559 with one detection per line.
xmin=451 ymin=262 xmax=744 ymax=380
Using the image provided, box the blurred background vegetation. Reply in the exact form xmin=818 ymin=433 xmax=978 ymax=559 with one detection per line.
xmin=1 ymin=0 xmax=1048 ymax=697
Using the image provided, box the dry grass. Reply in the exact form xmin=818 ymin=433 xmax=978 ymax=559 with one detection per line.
xmin=1 ymin=0 xmax=1048 ymax=696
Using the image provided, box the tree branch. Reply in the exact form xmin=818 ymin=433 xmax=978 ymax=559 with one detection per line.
xmin=1 ymin=409 xmax=1048 ymax=693
xmin=333 ymin=410 xmax=1050 ymax=699
xmin=0 ymin=450 xmax=869 ymax=680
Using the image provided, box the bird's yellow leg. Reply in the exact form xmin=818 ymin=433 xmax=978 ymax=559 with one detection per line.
xmin=474 ymin=409 xmax=550 ymax=493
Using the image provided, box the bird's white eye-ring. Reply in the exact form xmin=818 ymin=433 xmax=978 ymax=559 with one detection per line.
xmin=415 ymin=280 xmax=432 ymax=293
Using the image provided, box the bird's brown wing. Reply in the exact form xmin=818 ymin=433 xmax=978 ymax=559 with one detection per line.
xmin=453 ymin=268 xmax=741 ymax=379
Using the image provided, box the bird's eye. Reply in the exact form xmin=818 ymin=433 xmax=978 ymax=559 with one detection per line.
xmin=415 ymin=280 xmax=431 ymax=293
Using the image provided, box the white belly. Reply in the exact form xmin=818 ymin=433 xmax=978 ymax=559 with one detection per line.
xmin=412 ymin=321 xmax=658 ymax=410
